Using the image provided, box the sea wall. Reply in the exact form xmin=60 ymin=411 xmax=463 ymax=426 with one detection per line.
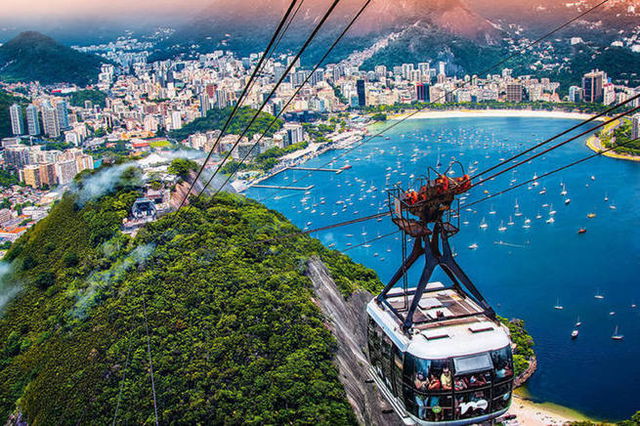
xmin=306 ymin=257 xmax=402 ymax=426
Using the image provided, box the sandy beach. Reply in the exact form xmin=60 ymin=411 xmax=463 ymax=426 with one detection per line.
xmin=506 ymin=394 xmax=602 ymax=426
xmin=389 ymin=109 xmax=605 ymax=122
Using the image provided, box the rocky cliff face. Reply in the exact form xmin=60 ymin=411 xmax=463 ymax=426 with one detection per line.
xmin=305 ymin=257 xmax=403 ymax=426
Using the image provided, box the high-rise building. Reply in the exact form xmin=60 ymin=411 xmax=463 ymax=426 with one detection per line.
xmin=38 ymin=163 xmax=57 ymax=187
xmin=199 ymin=93 xmax=210 ymax=117
xmin=21 ymin=165 xmax=41 ymax=188
xmin=356 ymin=79 xmax=366 ymax=107
xmin=632 ymin=114 xmax=640 ymax=140
xmin=401 ymin=63 xmax=414 ymax=80
xmin=4 ymin=145 xmax=32 ymax=168
xmin=215 ymin=89 xmax=229 ymax=109
xmin=569 ymin=86 xmax=584 ymax=103
xmin=25 ymin=104 xmax=41 ymax=136
xmin=56 ymin=100 xmax=70 ymax=129
xmin=416 ymin=83 xmax=430 ymax=102
xmin=603 ymin=83 xmax=616 ymax=105
xmin=55 ymin=159 xmax=78 ymax=185
xmin=283 ymin=123 xmax=304 ymax=146
xmin=171 ymin=111 xmax=182 ymax=130
xmin=9 ymin=104 xmax=25 ymax=135
xmin=42 ymin=103 xmax=61 ymax=138
xmin=582 ymin=69 xmax=606 ymax=103
xmin=429 ymin=86 xmax=446 ymax=104
xmin=437 ymin=61 xmax=446 ymax=76
xmin=506 ymin=83 xmax=524 ymax=102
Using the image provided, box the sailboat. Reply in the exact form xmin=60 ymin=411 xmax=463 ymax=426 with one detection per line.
xmin=611 ymin=326 xmax=624 ymax=341
xmin=498 ymin=221 xmax=507 ymax=232
xmin=594 ymin=289 xmax=604 ymax=300
xmin=480 ymin=218 xmax=488 ymax=229
xmin=560 ymin=182 xmax=568 ymax=196
xmin=554 ymin=298 xmax=564 ymax=310
xmin=507 ymin=216 xmax=515 ymax=226
xmin=575 ymin=317 xmax=582 ymax=327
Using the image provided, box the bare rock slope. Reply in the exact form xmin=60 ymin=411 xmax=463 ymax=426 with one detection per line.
xmin=306 ymin=257 xmax=402 ymax=426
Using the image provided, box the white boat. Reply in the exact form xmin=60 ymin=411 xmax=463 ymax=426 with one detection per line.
xmin=480 ymin=218 xmax=488 ymax=229
xmin=507 ymin=216 xmax=515 ymax=226
xmin=564 ymin=198 xmax=571 ymax=205
xmin=575 ymin=317 xmax=582 ymax=327
xmin=546 ymin=217 xmax=555 ymax=224
xmin=609 ymin=204 xmax=617 ymax=210
xmin=611 ymin=326 xmax=624 ymax=340
xmin=594 ymin=289 xmax=604 ymax=300
xmin=571 ymin=330 xmax=579 ymax=339
xmin=560 ymin=183 xmax=568 ymax=196
xmin=498 ymin=221 xmax=507 ymax=232
xmin=468 ymin=243 xmax=479 ymax=250
xmin=554 ymin=298 xmax=564 ymax=310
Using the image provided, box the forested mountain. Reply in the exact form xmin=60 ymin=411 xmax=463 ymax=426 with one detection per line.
xmin=0 ymin=32 xmax=106 ymax=86
xmin=0 ymin=165 xmax=380 ymax=424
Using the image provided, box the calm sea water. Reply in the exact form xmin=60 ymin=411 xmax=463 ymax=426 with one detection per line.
xmin=246 ymin=117 xmax=640 ymax=421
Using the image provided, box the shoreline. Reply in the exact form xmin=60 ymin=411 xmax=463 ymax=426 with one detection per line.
xmin=388 ymin=108 xmax=607 ymax=122
xmin=585 ymin=135 xmax=640 ymax=162
xmin=508 ymin=392 xmax=605 ymax=425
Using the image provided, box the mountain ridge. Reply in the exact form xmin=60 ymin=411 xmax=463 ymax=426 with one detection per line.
xmin=0 ymin=31 xmax=106 ymax=86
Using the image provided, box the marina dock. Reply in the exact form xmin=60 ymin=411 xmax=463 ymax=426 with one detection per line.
xmin=288 ymin=166 xmax=344 ymax=174
xmin=250 ymin=184 xmax=314 ymax=191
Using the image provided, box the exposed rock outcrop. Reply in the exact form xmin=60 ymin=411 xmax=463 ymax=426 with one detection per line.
xmin=306 ymin=257 xmax=403 ymax=426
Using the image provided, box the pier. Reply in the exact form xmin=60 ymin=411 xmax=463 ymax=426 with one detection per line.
xmin=288 ymin=166 xmax=344 ymax=174
xmin=250 ymin=184 xmax=314 ymax=191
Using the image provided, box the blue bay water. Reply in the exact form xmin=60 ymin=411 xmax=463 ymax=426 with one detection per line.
xmin=246 ymin=116 xmax=640 ymax=420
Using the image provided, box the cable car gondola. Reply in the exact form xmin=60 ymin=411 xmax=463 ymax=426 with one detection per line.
xmin=367 ymin=167 xmax=514 ymax=425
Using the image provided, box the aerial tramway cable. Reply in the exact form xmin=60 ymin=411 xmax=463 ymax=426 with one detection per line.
xmin=174 ymin=0 xmax=302 ymax=212
xmin=192 ymin=0 xmax=343 ymax=200
xmin=464 ymin=137 xmax=640 ymax=210
xmin=208 ymin=0 xmax=374 ymax=199
xmin=110 ymin=3 xmax=306 ymax=422
xmin=254 ymin=0 xmax=613 ymax=204
xmin=469 ymin=93 xmax=640 ymax=180
xmin=469 ymin=104 xmax=640 ymax=189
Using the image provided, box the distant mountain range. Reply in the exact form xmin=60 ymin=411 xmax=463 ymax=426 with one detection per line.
xmin=150 ymin=0 xmax=501 ymax=63
xmin=148 ymin=0 xmax=640 ymax=88
xmin=0 ymin=31 xmax=107 ymax=86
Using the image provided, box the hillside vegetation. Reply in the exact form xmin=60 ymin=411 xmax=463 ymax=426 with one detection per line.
xmin=0 ymin=31 xmax=105 ymax=85
xmin=0 ymin=166 xmax=380 ymax=424
xmin=169 ymin=106 xmax=284 ymax=141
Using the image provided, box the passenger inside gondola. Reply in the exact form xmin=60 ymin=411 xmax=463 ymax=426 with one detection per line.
xmin=440 ymin=366 xmax=452 ymax=390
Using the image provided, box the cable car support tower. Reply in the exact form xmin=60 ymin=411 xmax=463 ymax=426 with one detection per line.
xmin=376 ymin=165 xmax=496 ymax=333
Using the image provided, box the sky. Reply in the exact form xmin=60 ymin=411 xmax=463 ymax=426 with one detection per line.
xmin=0 ymin=0 xmax=213 ymax=20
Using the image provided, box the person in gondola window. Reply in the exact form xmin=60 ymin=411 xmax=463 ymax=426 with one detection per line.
xmin=441 ymin=366 xmax=453 ymax=390
xmin=414 ymin=372 xmax=429 ymax=419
